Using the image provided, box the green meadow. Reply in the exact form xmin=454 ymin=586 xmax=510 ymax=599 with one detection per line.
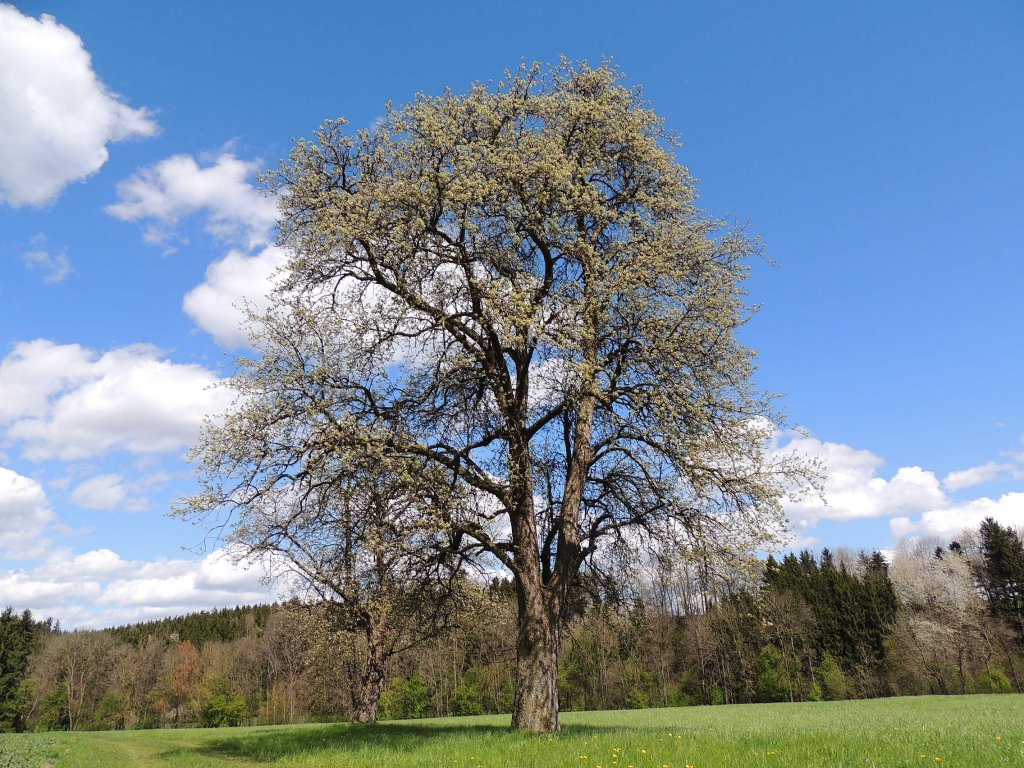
xmin=1 ymin=696 xmax=1021 ymax=768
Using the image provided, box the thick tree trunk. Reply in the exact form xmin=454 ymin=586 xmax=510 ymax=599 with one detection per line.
xmin=511 ymin=575 xmax=560 ymax=732
xmin=353 ymin=626 xmax=389 ymax=724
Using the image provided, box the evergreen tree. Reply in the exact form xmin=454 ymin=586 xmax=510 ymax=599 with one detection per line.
xmin=0 ymin=608 xmax=50 ymax=732
xmin=978 ymin=518 xmax=1024 ymax=641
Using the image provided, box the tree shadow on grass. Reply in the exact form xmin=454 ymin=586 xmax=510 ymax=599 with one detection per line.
xmin=175 ymin=720 xmax=617 ymax=764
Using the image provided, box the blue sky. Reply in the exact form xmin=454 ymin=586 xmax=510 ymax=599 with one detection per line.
xmin=1 ymin=0 xmax=1022 ymax=627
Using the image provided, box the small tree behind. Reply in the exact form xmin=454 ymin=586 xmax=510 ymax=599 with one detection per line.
xmin=181 ymin=438 xmax=468 ymax=723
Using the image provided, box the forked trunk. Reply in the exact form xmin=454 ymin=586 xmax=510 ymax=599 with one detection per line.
xmin=511 ymin=575 xmax=560 ymax=732
xmin=353 ymin=626 xmax=389 ymax=724
xmin=509 ymin=315 xmax=594 ymax=731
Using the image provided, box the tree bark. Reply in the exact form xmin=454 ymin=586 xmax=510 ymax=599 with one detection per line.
xmin=353 ymin=626 xmax=389 ymax=724
xmin=511 ymin=571 xmax=560 ymax=732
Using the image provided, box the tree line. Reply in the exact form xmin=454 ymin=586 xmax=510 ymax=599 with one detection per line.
xmin=2 ymin=517 xmax=1021 ymax=732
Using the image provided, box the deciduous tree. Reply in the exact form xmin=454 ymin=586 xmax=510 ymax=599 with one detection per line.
xmin=183 ymin=58 xmax=811 ymax=731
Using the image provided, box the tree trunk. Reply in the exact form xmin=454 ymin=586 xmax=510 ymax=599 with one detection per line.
xmin=511 ymin=575 xmax=560 ymax=732
xmin=353 ymin=626 xmax=389 ymax=724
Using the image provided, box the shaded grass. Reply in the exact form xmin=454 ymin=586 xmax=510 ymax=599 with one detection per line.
xmin=2 ymin=695 xmax=1022 ymax=767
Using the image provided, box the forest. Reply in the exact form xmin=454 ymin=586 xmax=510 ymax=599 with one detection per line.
xmin=1 ymin=517 xmax=1021 ymax=733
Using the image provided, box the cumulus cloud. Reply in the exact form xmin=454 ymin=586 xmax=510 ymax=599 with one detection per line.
xmin=0 ymin=339 xmax=96 ymax=424
xmin=778 ymin=434 xmax=947 ymax=523
xmin=773 ymin=430 xmax=1024 ymax=547
xmin=106 ymin=153 xmax=278 ymax=249
xmin=943 ymin=461 xmax=1015 ymax=492
xmin=182 ymin=245 xmax=288 ymax=347
xmin=69 ymin=473 xmax=148 ymax=512
xmin=890 ymin=492 xmax=1024 ymax=541
xmin=0 ymin=339 xmax=232 ymax=460
xmin=0 ymin=467 xmax=54 ymax=558
xmin=107 ymin=149 xmax=287 ymax=346
xmin=0 ymin=5 xmax=157 ymax=206
xmin=1 ymin=547 xmax=278 ymax=628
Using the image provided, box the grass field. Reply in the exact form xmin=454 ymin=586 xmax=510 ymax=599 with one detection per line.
xmin=1 ymin=695 xmax=1022 ymax=768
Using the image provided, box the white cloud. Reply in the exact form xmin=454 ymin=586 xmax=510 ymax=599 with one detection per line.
xmin=107 ymin=150 xmax=287 ymax=346
xmin=0 ymin=339 xmax=94 ymax=423
xmin=0 ymin=339 xmax=232 ymax=460
xmin=23 ymin=235 xmax=71 ymax=283
xmin=0 ymin=5 xmax=156 ymax=206
xmin=0 ymin=467 xmax=54 ymax=558
xmin=779 ymin=434 xmax=947 ymax=523
xmin=1 ymin=547 xmax=277 ymax=628
xmin=890 ymin=492 xmax=1024 ymax=541
xmin=773 ymin=431 xmax=1024 ymax=546
xmin=0 ymin=571 xmax=102 ymax=608
xmin=943 ymin=461 xmax=1015 ymax=492
xmin=106 ymin=153 xmax=277 ymax=249
xmin=69 ymin=473 xmax=148 ymax=512
xmin=182 ymin=246 xmax=288 ymax=347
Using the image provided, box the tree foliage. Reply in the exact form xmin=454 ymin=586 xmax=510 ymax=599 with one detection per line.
xmin=0 ymin=608 xmax=51 ymax=732
xmin=978 ymin=517 xmax=1024 ymax=641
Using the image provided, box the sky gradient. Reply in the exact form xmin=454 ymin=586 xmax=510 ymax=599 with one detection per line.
xmin=1 ymin=0 xmax=1022 ymax=627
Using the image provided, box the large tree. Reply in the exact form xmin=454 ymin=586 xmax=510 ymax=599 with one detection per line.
xmin=184 ymin=59 xmax=809 ymax=732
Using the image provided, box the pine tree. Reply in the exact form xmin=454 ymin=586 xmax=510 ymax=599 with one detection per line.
xmin=0 ymin=608 xmax=49 ymax=732
xmin=978 ymin=518 xmax=1024 ymax=642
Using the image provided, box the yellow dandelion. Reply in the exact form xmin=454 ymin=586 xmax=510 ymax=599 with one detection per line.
xmin=934 ymin=758 xmax=942 ymax=764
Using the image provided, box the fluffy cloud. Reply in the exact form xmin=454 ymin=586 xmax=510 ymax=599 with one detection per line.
xmin=779 ymin=434 xmax=947 ymax=523
xmin=775 ymin=431 xmax=1024 ymax=547
xmin=182 ymin=246 xmax=288 ymax=347
xmin=0 ymin=339 xmax=232 ymax=460
xmin=106 ymin=153 xmax=278 ymax=249
xmin=0 ymin=467 xmax=54 ymax=558
xmin=0 ymin=339 xmax=94 ymax=424
xmin=890 ymin=492 xmax=1024 ymax=541
xmin=1 ymin=547 xmax=278 ymax=628
xmin=943 ymin=461 xmax=1015 ymax=492
xmin=69 ymin=473 xmax=148 ymax=512
xmin=0 ymin=5 xmax=157 ymax=206
xmin=108 ymin=150 xmax=288 ymax=346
